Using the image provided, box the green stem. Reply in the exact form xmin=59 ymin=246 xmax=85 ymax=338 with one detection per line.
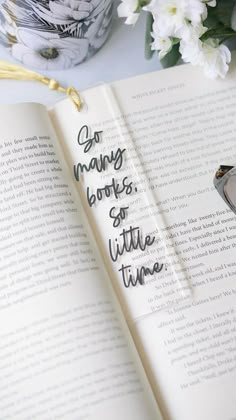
xmin=136 ymin=0 xmax=150 ymax=12
xmin=140 ymin=0 xmax=150 ymax=6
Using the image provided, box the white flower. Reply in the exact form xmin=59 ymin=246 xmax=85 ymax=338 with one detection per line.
xmin=151 ymin=21 xmax=173 ymax=59
xmin=180 ymin=36 xmax=231 ymax=79
xmin=144 ymin=0 xmax=207 ymax=38
xmin=143 ymin=0 xmax=157 ymax=14
xmin=180 ymin=37 xmax=202 ymax=65
xmin=12 ymin=29 xmax=89 ymax=70
xmin=179 ymin=22 xmax=207 ymax=63
xmin=201 ymin=39 xmax=231 ymax=79
xmin=117 ymin=0 xmax=139 ymax=25
xmin=152 ymin=36 xmax=173 ymax=59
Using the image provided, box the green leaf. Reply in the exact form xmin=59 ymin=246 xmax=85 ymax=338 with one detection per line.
xmin=144 ymin=12 xmax=154 ymax=60
xmin=215 ymin=0 xmax=236 ymax=27
xmin=160 ymin=43 xmax=181 ymax=68
xmin=171 ymin=37 xmax=181 ymax=45
xmin=201 ymin=24 xmax=236 ymax=41
xmin=136 ymin=0 xmax=150 ymax=13
xmin=203 ymin=6 xmax=220 ymax=28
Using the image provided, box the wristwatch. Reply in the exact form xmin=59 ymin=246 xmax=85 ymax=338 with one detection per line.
xmin=214 ymin=165 xmax=236 ymax=214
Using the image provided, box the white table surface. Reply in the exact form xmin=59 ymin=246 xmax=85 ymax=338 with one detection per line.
xmin=0 ymin=6 xmax=162 ymax=107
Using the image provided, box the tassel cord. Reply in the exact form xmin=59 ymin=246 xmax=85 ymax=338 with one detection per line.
xmin=0 ymin=61 xmax=82 ymax=111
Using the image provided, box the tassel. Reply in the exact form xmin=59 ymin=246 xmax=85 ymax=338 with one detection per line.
xmin=0 ymin=60 xmax=82 ymax=111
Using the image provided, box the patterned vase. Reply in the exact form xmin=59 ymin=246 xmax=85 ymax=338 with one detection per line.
xmin=0 ymin=0 xmax=114 ymax=70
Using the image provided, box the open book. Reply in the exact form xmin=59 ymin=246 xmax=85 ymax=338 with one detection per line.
xmin=1 ymin=56 xmax=236 ymax=420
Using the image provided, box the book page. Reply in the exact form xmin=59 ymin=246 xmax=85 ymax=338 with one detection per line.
xmin=51 ymin=55 xmax=236 ymax=420
xmin=0 ymin=103 xmax=160 ymax=420
xmin=110 ymin=57 xmax=236 ymax=420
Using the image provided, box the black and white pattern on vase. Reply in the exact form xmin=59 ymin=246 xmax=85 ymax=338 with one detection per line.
xmin=0 ymin=0 xmax=114 ymax=69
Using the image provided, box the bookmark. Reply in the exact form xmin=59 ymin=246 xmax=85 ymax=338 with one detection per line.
xmin=0 ymin=60 xmax=82 ymax=111
xmin=101 ymin=85 xmax=193 ymax=320
xmin=70 ymin=83 xmax=193 ymax=322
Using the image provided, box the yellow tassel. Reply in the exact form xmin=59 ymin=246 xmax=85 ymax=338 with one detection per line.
xmin=0 ymin=61 xmax=82 ymax=111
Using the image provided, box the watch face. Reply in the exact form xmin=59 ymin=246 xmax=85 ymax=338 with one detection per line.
xmin=223 ymin=174 xmax=236 ymax=211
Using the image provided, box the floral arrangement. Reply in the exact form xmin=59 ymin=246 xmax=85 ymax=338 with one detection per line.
xmin=0 ymin=0 xmax=113 ymax=70
xmin=118 ymin=0 xmax=236 ymax=78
